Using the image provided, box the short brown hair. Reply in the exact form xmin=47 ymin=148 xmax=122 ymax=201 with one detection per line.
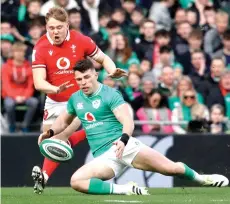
xmin=189 ymin=28 xmax=203 ymax=39
xmin=73 ymin=59 xmax=94 ymax=73
xmin=45 ymin=7 xmax=68 ymax=23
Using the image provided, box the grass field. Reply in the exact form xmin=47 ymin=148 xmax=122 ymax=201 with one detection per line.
xmin=2 ymin=187 xmax=230 ymax=204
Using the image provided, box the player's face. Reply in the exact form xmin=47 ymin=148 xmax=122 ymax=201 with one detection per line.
xmin=75 ymin=69 xmax=98 ymax=95
xmin=46 ymin=18 xmax=69 ymax=45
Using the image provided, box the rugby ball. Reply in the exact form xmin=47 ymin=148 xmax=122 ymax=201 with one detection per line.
xmin=39 ymin=138 xmax=74 ymax=162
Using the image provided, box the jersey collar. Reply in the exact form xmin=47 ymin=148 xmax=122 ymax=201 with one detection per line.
xmin=82 ymin=83 xmax=103 ymax=98
xmin=46 ymin=30 xmax=70 ymax=45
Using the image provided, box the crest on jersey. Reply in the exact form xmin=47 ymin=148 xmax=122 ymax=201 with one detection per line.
xmin=56 ymin=57 xmax=70 ymax=70
xmin=92 ymin=99 xmax=101 ymax=109
xmin=85 ymin=112 xmax=96 ymax=122
xmin=77 ymin=102 xmax=83 ymax=110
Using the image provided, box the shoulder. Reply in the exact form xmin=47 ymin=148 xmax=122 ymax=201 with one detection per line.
xmin=70 ymin=30 xmax=90 ymax=40
xmin=102 ymin=85 xmax=122 ymax=95
xmin=204 ymin=28 xmax=218 ymax=39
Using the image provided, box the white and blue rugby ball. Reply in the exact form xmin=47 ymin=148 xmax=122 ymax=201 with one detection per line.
xmin=39 ymin=138 xmax=74 ymax=162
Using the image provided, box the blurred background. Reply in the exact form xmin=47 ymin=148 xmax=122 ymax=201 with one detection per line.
xmin=1 ymin=0 xmax=230 ymax=187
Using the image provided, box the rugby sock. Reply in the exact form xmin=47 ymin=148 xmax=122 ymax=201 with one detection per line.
xmin=42 ymin=130 xmax=86 ymax=181
xmin=179 ymin=163 xmax=204 ymax=183
xmin=88 ymin=178 xmax=131 ymax=195
xmin=42 ymin=158 xmax=60 ymax=181
xmin=88 ymin=178 xmax=111 ymax=194
xmin=68 ymin=130 xmax=86 ymax=147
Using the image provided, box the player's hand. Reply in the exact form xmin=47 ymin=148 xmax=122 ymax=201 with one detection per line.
xmin=38 ymin=130 xmax=52 ymax=145
xmin=108 ymin=68 xmax=128 ymax=79
xmin=15 ymin=96 xmax=25 ymax=104
xmin=56 ymin=81 xmax=74 ymax=93
xmin=113 ymin=140 xmax=125 ymax=159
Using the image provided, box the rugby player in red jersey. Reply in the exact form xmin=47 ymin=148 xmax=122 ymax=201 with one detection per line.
xmin=31 ymin=7 xmax=127 ymax=194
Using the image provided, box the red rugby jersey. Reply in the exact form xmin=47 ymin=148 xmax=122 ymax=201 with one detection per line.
xmin=32 ymin=30 xmax=98 ymax=102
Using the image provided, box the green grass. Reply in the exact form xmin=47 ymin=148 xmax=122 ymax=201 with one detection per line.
xmin=2 ymin=187 xmax=230 ymax=204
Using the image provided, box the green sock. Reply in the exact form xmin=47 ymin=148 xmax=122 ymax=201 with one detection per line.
xmin=179 ymin=163 xmax=196 ymax=180
xmin=88 ymin=178 xmax=112 ymax=195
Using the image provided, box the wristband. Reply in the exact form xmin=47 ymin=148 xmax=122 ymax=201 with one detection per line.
xmin=47 ymin=129 xmax=54 ymax=137
xmin=120 ymin=133 xmax=130 ymax=146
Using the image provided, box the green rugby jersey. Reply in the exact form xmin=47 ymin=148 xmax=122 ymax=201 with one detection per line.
xmin=67 ymin=83 xmax=126 ymax=157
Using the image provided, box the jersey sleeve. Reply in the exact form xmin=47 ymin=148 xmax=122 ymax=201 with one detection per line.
xmin=81 ymin=35 xmax=98 ymax=57
xmin=32 ymin=45 xmax=46 ymax=69
xmin=67 ymin=96 xmax=77 ymax=116
xmin=107 ymin=89 xmax=126 ymax=111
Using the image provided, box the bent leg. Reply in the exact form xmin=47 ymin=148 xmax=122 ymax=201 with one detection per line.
xmin=70 ymin=159 xmax=115 ymax=194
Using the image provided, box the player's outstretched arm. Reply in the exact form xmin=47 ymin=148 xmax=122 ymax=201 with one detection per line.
xmin=91 ymin=49 xmax=127 ymax=78
xmin=38 ymin=111 xmax=80 ymax=144
xmin=32 ymin=68 xmax=59 ymax=93
xmin=32 ymin=69 xmax=73 ymax=94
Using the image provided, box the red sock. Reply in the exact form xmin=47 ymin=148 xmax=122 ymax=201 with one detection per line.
xmin=68 ymin=129 xmax=86 ymax=147
xmin=42 ymin=130 xmax=86 ymax=177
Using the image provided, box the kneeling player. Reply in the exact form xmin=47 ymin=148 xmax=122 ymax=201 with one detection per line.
xmin=39 ymin=59 xmax=229 ymax=195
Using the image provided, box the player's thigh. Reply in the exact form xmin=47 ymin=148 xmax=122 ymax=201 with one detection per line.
xmin=132 ymin=145 xmax=183 ymax=175
xmin=71 ymin=159 xmax=115 ymax=183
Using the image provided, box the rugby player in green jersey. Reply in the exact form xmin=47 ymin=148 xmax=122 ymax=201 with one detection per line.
xmin=38 ymin=59 xmax=229 ymax=195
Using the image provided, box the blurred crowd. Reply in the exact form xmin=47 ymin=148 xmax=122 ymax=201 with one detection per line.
xmin=1 ymin=0 xmax=230 ymax=134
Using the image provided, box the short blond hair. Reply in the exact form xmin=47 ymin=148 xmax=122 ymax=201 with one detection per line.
xmin=12 ymin=42 xmax=27 ymax=52
xmin=216 ymin=11 xmax=229 ymax=22
xmin=45 ymin=7 xmax=68 ymax=23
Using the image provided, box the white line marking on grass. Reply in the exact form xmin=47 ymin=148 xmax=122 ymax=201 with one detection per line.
xmin=211 ymin=200 xmax=230 ymax=202
xmin=104 ymin=200 xmax=142 ymax=203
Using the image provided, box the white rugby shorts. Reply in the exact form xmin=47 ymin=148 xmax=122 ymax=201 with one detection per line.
xmin=93 ymin=137 xmax=146 ymax=176
xmin=43 ymin=97 xmax=67 ymax=125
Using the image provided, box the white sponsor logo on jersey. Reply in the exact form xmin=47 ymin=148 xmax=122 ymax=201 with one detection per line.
xmin=92 ymin=99 xmax=101 ymax=109
xmin=48 ymin=50 xmax=53 ymax=56
xmin=77 ymin=102 xmax=83 ymax=110
xmin=56 ymin=57 xmax=70 ymax=70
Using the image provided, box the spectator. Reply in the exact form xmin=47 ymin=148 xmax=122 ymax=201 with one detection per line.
xmin=134 ymin=19 xmax=155 ymax=60
xmin=189 ymin=50 xmax=209 ymax=95
xmin=209 ymin=104 xmax=229 ymax=134
xmin=111 ymin=8 xmax=127 ymax=31
xmin=178 ymin=28 xmax=211 ymax=74
xmin=139 ymin=58 xmax=152 ymax=75
xmin=214 ymin=30 xmax=230 ymax=69
xmin=202 ymin=6 xmax=216 ymax=34
xmin=106 ymin=33 xmax=140 ymax=72
xmin=202 ymin=57 xmax=226 ymax=102
xmin=137 ymin=88 xmax=174 ymax=134
xmin=1 ymin=42 xmax=38 ymax=132
xmin=68 ymin=8 xmax=88 ymax=34
xmin=204 ymin=11 xmax=229 ymax=58
xmin=92 ymin=20 xmax=120 ymax=52
xmin=1 ymin=39 xmax=13 ymax=64
xmin=126 ymin=7 xmax=145 ymax=43
xmin=1 ymin=20 xmax=15 ymax=42
xmin=148 ymin=0 xmax=173 ymax=31
xmin=158 ymin=66 xmax=177 ymax=97
xmin=168 ymin=76 xmax=204 ymax=110
xmin=172 ymin=21 xmax=192 ymax=61
xmin=40 ymin=0 xmax=79 ymax=16
xmin=206 ymin=70 xmax=230 ymax=119
xmin=153 ymin=46 xmax=183 ymax=84
xmin=121 ymin=0 xmax=136 ymax=25
xmin=78 ymin=0 xmax=112 ymax=33
xmin=174 ymin=8 xmax=187 ymax=25
xmin=189 ymin=0 xmax=213 ymax=26
xmin=145 ymin=29 xmax=171 ymax=67
xmin=172 ymin=89 xmax=209 ymax=134
xmin=186 ymin=9 xmax=198 ymax=28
